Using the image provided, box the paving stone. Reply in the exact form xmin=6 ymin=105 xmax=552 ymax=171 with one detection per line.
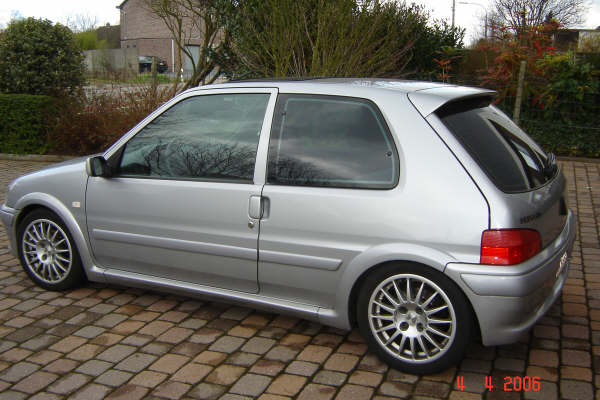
xmin=20 ymin=334 xmax=60 ymax=351
xmin=529 ymin=349 xmax=559 ymax=367
xmin=561 ymin=349 xmax=591 ymax=367
xmin=285 ymin=360 xmax=319 ymax=376
xmin=314 ymin=370 xmax=347 ymax=386
xmin=97 ymin=344 xmax=137 ymax=363
xmin=205 ymin=364 xmax=245 ymax=385
xmin=560 ymin=366 xmax=593 ymax=382
xmin=116 ymin=353 xmax=158 ymax=372
xmin=378 ymin=381 xmax=412 ymax=398
xmin=129 ymin=370 xmax=168 ymax=388
xmin=348 ymin=370 xmax=383 ymax=386
xmin=67 ymin=343 xmax=104 ymax=361
xmin=229 ymin=373 xmax=272 ymax=397
xmin=43 ymin=358 xmax=79 ymax=374
xmin=0 ymin=361 xmax=39 ymax=382
xmin=171 ymin=363 xmax=213 ymax=384
xmin=266 ymin=373 xmax=306 ymax=396
xmin=264 ymin=345 xmax=298 ymax=362
xmin=0 ymin=348 xmax=32 ymax=362
xmin=91 ymin=333 xmax=124 ymax=346
xmin=193 ymin=350 xmax=228 ymax=366
xmin=27 ymin=350 xmax=62 ymax=366
xmin=414 ymin=379 xmax=450 ymax=398
xmin=335 ymin=384 xmax=374 ymax=400
xmin=105 ymin=384 xmax=149 ymax=400
xmin=47 ymin=373 xmax=90 ymax=395
xmin=73 ymin=325 xmax=106 ymax=339
xmin=226 ymin=352 xmax=260 ymax=367
xmin=188 ymin=382 xmax=226 ymax=400
xmin=297 ymin=383 xmax=336 ymax=400
xmin=250 ymin=359 xmax=285 ymax=376
xmin=152 ymin=381 xmax=191 ymax=399
xmin=142 ymin=341 xmax=173 ymax=356
xmin=241 ymin=337 xmax=276 ymax=354
xmin=95 ymin=313 xmax=128 ymax=328
xmin=208 ymin=336 xmax=245 ymax=353
xmin=95 ymin=369 xmax=133 ymax=387
xmin=560 ymin=379 xmax=593 ymax=400
xmin=49 ymin=336 xmax=87 ymax=353
xmin=324 ymin=353 xmax=359 ymax=372
xmin=150 ymin=353 xmax=190 ymax=374
xmin=11 ymin=371 xmax=58 ymax=394
xmin=75 ymin=359 xmax=113 ymax=376
xmin=70 ymin=383 xmax=112 ymax=400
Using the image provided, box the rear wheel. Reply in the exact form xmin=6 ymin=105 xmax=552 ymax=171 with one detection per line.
xmin=17 ymin=209 xmax=85 ymax=291
xmin=357 ymin=263 xmax=472 ymax=374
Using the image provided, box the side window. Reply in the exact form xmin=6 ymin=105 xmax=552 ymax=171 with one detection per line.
xmin=267 ymin=94 xmax=398 ymax=189
xmin=119 ymin=93 xmax=270 ymax=182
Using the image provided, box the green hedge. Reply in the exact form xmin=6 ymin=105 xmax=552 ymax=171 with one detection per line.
xmin=0 ymin=94 xmax=56 ymax=154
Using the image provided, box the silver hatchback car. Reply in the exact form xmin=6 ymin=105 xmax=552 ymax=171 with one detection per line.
xmin=0 ymin=79 xmax=576 ymax=373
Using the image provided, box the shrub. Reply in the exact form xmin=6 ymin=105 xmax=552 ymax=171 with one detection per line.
xmin=0 ymin=94 xmax=56 ymax=154
xmin=52 ymin=86 xmax=173 ymax=155
xmin=0 ymin=17 xmax=85 ymax=97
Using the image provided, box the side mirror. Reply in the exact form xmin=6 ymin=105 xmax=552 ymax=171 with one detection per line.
xmin=86 ymin=156 xmax=111 ymax=177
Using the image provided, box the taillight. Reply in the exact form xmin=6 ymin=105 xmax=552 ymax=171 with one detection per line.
xmin=480 ymin=229 xmax=541 ymax=265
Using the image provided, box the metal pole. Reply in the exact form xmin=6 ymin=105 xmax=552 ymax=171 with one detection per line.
xmin=513 ymin=60 xmax=527 ymax=124
xmin=452 ymin=0 xmax=456 ymax=29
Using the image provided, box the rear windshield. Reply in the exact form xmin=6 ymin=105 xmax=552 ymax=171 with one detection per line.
xmin=437 ymin=100 xmax=554 ymax=193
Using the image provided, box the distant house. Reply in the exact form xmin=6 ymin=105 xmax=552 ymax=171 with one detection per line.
xmin=553 ymin=28 xmax=600 ymax=52
xmin=117 ymin=0 xmax=202 ymax=74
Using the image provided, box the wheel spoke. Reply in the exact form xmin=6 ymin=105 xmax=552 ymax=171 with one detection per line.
xmin=426 ymin=305 xmax=448 ymax=316
xmin=381 ymin=288 xmax=399 ymax=306
xmin=371 ymin=314 xmax=394 ymax=321
xmin=420 ymin=292 xmax=438 ymax=308
xmin=417 ymin=335 xmax=427 ymax=357
xmin=415 ymin=282 xmax=424 ymax=303
xmin=406 ymin=278 xmax=412 ymax=301
xmin=375 ymin=323 xmax=396 ymax=333
xmin=373 ymin=301 xmax=395 ymax=313
xmin=409 ymin=337 xmax=416 ymax=359
xmin=385 ymin=329 xmax=403 ymax=345
xmin=423 ymin=331 xmax=441 ymax=350
xmin=427 ymin=326 xmax=450 ymax=339
xmin=55 ymin=255 xmax=70 ymax=264
xmin=429 ymin=318 xmax=452 ymax=324
xmin=392 ymin=280 xmax=405 ymax=303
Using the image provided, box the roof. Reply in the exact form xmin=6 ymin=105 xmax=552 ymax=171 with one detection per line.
xmin=116 ymin=0 xmax=128 ymax=9
xmin=199 ymin=78 xmax=496 ymax=116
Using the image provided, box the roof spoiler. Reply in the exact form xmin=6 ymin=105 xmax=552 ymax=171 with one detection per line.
xmin=408 ymin=86 xmax=496 ymax=118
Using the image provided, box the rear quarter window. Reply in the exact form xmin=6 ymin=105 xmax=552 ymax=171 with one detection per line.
xmin=436 ymin=100 xmax=552 ymax=193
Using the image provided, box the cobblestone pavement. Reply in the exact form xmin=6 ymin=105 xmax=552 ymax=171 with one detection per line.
xmin=0 ymin=159 xmax=598 ymax=400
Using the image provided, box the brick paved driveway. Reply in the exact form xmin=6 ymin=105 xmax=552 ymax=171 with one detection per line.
xmin=0 ymin=159 xmax=598 ymax=400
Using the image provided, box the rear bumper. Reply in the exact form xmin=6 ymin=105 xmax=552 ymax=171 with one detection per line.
xmin=445 ymin=210 xmax=576 ymax=346
xmin=0 ymin=204 xmax=18 ymax=257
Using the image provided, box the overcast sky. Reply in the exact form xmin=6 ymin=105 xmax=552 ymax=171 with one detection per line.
xmin=0 ymin=0 xmax=599 ymax=45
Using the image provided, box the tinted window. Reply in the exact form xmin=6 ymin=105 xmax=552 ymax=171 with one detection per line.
xmin=119 ymin=93 xmax=270 ymax=182
xmin=267 ymin=95 xmax=398 ymax=189
xmin=438 ymin=102 xmax=551 ymax=193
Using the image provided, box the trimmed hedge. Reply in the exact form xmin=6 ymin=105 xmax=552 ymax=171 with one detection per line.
xmin=0 ymin=94 xmax=55 ymax=154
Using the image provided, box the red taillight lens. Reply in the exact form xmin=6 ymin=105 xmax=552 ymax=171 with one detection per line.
xmin=480 ymin=229 xmax=542 ymax=265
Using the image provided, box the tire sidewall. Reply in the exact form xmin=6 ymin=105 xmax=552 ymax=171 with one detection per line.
xmin=357 ymin=263 xmax=473 ymax=374
xmin=17 ymin=209 xmax=85 ymax=291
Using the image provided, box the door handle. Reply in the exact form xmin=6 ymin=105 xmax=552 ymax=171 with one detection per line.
xmin=248 ymin=195 xmax=263 ymax=220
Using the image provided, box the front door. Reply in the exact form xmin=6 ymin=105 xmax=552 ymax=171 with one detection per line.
xmin=86 ymin=88 xmax=276 ymax=293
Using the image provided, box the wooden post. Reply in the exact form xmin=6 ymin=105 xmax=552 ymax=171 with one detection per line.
xmin=513 ymin=60 xmax=526 ymax=124
xmin=151 ymin=56 xmax=158 ymax=98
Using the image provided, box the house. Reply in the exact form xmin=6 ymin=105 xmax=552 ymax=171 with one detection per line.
xmin=553 ymin=28 xmax=600 ymax=52
xmin=117 ymin=0 xmax=203 ymax=74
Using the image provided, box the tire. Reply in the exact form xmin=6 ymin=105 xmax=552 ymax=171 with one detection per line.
xmin=17 ymin=209 xmax=86 ymax=291
xmin=357 ymin=263 xmax=473 ymax=374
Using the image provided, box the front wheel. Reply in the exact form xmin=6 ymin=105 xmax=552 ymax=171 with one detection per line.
xmin=357 ymin=264 xmax=473 ymax=374
xmin=17 ymin=209 xmax=85 ymax=291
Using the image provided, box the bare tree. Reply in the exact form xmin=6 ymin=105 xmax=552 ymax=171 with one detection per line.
xmin=64 ymin=13 xmax=100 ymax=33
xmin=491 ymin=0 xmax=588 ymax=33
xmin=146 ymin=0 xmax=228 ymax=92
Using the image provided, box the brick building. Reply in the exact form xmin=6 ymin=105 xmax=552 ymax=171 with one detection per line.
xmin=117 ymin=0 xmax=202 ymax=75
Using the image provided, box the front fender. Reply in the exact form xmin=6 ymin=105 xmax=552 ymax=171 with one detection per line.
xmin=319 ymin=242 xmax=456 ymax=330
xmin=14 ymin=192 xmax=105 ymax=282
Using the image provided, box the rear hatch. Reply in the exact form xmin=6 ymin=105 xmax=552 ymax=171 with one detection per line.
xmin=433 ymin=96 xmax=567 ymax=248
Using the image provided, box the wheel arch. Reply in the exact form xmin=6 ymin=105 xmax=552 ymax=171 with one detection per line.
xmin=342 ymin=254 xmax=482 ymax=341
xmin=14 ymin=193 xmax=105 ymax=282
